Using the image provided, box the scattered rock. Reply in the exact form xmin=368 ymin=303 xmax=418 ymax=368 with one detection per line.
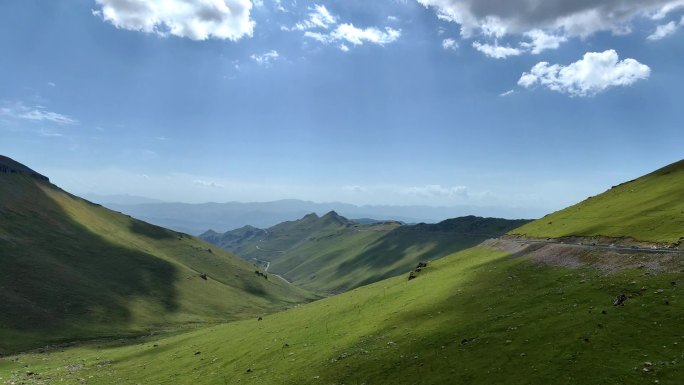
xmin=194 ymin=351 xmax=201 ymax=355
xmin=408 ymin=271 xmax=417 ymax=281
xmin=199 ymin=273 xmax=208 ymax=280
xmin=258 ymin=316 xmax=263 ymax=321
xmin=613 ymin=294 xmax=627 ymax=306
xmin=246 ymin=368 xmax=252 ymax=373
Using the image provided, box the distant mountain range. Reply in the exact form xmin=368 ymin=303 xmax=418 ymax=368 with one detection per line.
xmin=201 ymin=211 xmax=531 ymax=293
xmin=89 ymin=197 xmax=542 ymax=235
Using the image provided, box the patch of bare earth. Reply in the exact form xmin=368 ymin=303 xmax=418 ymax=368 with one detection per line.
xmin=483 ymin=239 xmax=684 ymax=274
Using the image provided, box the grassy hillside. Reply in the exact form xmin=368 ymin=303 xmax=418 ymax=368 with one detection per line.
xmin=511 ymin=159 xmax=684 ymax=244
xmin=203 ymin=213 xmax=530 ymax=293
xmin=2 ymin=246 xmax=681 ymax=384
xmin=0 ymin=166 xmax=312 ymax=354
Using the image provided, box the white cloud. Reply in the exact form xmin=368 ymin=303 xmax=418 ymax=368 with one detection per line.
xmin=442 ymin=38 xmax=458 ymax=50
xmin=294 ymin=5 xmax=401 ymax=50
xmin=417 ymin=0 xmax=684 ymax=56
xmin=294 ymin=4 xmax=336 ymax=30
xmin=499 ymin=89 xmax=515 ymax=97
xmin=250 ymin=50 xmax=280 ymax=66
xmin=305 ymin=24 xmax=401 ymax=47
xmin=647 ymin=20 xmax=679 ymax=40
xmin=273 ymin=0 xmax=286 ymax=12
xmin=521 ymin=29 xmax=567 ymax=54
xmin=92 ymin=0 xmax=255 ymax=41
xmin=332 ymin=24 xmax=401 ymax=46
xmin=404 ymin=184 xmax=468 ymax=199
xmin=518 ymin=49 xmax=651 ymax=97
xmin=472 ymin=41 xmax=522 ymax=59
xmin=0 ymin=102 xmax=77 ymax=125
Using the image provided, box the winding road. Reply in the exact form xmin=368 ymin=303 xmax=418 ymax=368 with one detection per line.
xmin=502 ymin=238 xmax=684 ymax=255
xmin=252 ymin=258 xmax=292 ymax=285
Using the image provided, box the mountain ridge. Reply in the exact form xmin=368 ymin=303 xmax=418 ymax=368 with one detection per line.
xmin=202 ymin=211 xmax=531 ymax=293
xmin=0 ymin=156 xmax=312 ymax=354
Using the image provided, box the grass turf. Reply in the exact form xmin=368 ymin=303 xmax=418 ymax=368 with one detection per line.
xmin=510 ymin=159 xmax=684 ymax=244
xmin=2 ymin=246 xmax=681 ymax=384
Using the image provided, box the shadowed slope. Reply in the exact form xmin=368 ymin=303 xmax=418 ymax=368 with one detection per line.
xmin=3 ymin=246 xmax=680 ymax=384
xmin=0 ymin=165 xmax=312 ymax=354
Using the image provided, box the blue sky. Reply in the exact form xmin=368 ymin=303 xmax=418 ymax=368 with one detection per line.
xmin=1 ymin=0 xmax=682 ymax=216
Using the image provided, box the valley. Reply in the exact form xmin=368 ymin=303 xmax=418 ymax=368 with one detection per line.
xmin=1 ymin=157 xmax=682 ymax=384
xmin=201 ymin=213 xmax=530 ymax=294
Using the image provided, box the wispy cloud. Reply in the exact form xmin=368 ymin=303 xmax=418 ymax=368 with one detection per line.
xmin=193 ymin=179 xmax=225 ymax=189
xmin=0 ymin=102 xmax=77 ymax=125
xmin=403 ymin=184 xmax=468 ymax=199
xmin=647 ymin=18 xmax=683 ymax=40
xmin=251 ymin=50 xmax=280 ymax=66
xmin=293 ymin=4 xmax=336 ymax=31
xmin=442 ymin=38 xmax=458 ymax=50
xmin=294 ymin=4 xmax=401 ymax=50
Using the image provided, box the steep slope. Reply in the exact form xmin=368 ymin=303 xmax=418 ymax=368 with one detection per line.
xmin=3 ymin=245 xmax=680 ymax=384
xmin=2 ymin=160 xmax=683 ymax=384
xmin=511 ymin=159 xmax=684 ymax=244
xmin=0 ymin=157 xmax=312 ymax=354
xmin=203 ymin=213 xmax=530 ymax=293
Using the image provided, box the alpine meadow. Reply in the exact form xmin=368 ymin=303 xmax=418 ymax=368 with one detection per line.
xmin=1 ymin=1 xmax=682 ymax=385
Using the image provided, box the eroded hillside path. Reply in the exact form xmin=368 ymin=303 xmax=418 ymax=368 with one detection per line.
xmin=502 ymin=238 xmax=684 ymax=254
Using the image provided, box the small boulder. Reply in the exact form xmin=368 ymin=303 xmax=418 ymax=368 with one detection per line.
xmin=613 ymin=293 xmax=627 ymax=306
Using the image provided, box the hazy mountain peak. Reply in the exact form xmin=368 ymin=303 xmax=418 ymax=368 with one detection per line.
xmin=301 ymin=212 xmax=320 ymax=220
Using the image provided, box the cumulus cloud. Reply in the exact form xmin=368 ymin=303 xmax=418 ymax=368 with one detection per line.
xmin=404 ymin=185 xmax=468 ymax=199
xmin=250 ymin=50 xmax=280 ymax=66
xmin=0 ymin=102 xmax=77 ymax=125
xmin=92 ymin=0 xmax=255 ymax=41
xmin=472 ymin=41 xmax=522 ymax=58
xmin=442 ymin=38 xmax=458 ymax=50
xmin=521 ymin=29 xmax=567 ymax=54
xmin=518 ymin=49 xmax=651 ymax=97
xmin=295 ymin=4 xmax=401 ymax=50
xmin=417 ymin=0 xmax=684 ymax=56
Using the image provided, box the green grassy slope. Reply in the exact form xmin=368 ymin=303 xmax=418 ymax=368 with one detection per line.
xmin=203 ymin=213 xmax=530 ymax=293
xmin=2 ymin=246 xmax=681 ymax=384
xmin=510 ymin=159 xmax=684 ymax=243
xmin=0 ymin=169 xmax=312 ymax=354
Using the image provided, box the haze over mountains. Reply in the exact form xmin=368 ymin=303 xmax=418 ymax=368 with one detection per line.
xmin=92 ymin=197 xmax=542 ymax=235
